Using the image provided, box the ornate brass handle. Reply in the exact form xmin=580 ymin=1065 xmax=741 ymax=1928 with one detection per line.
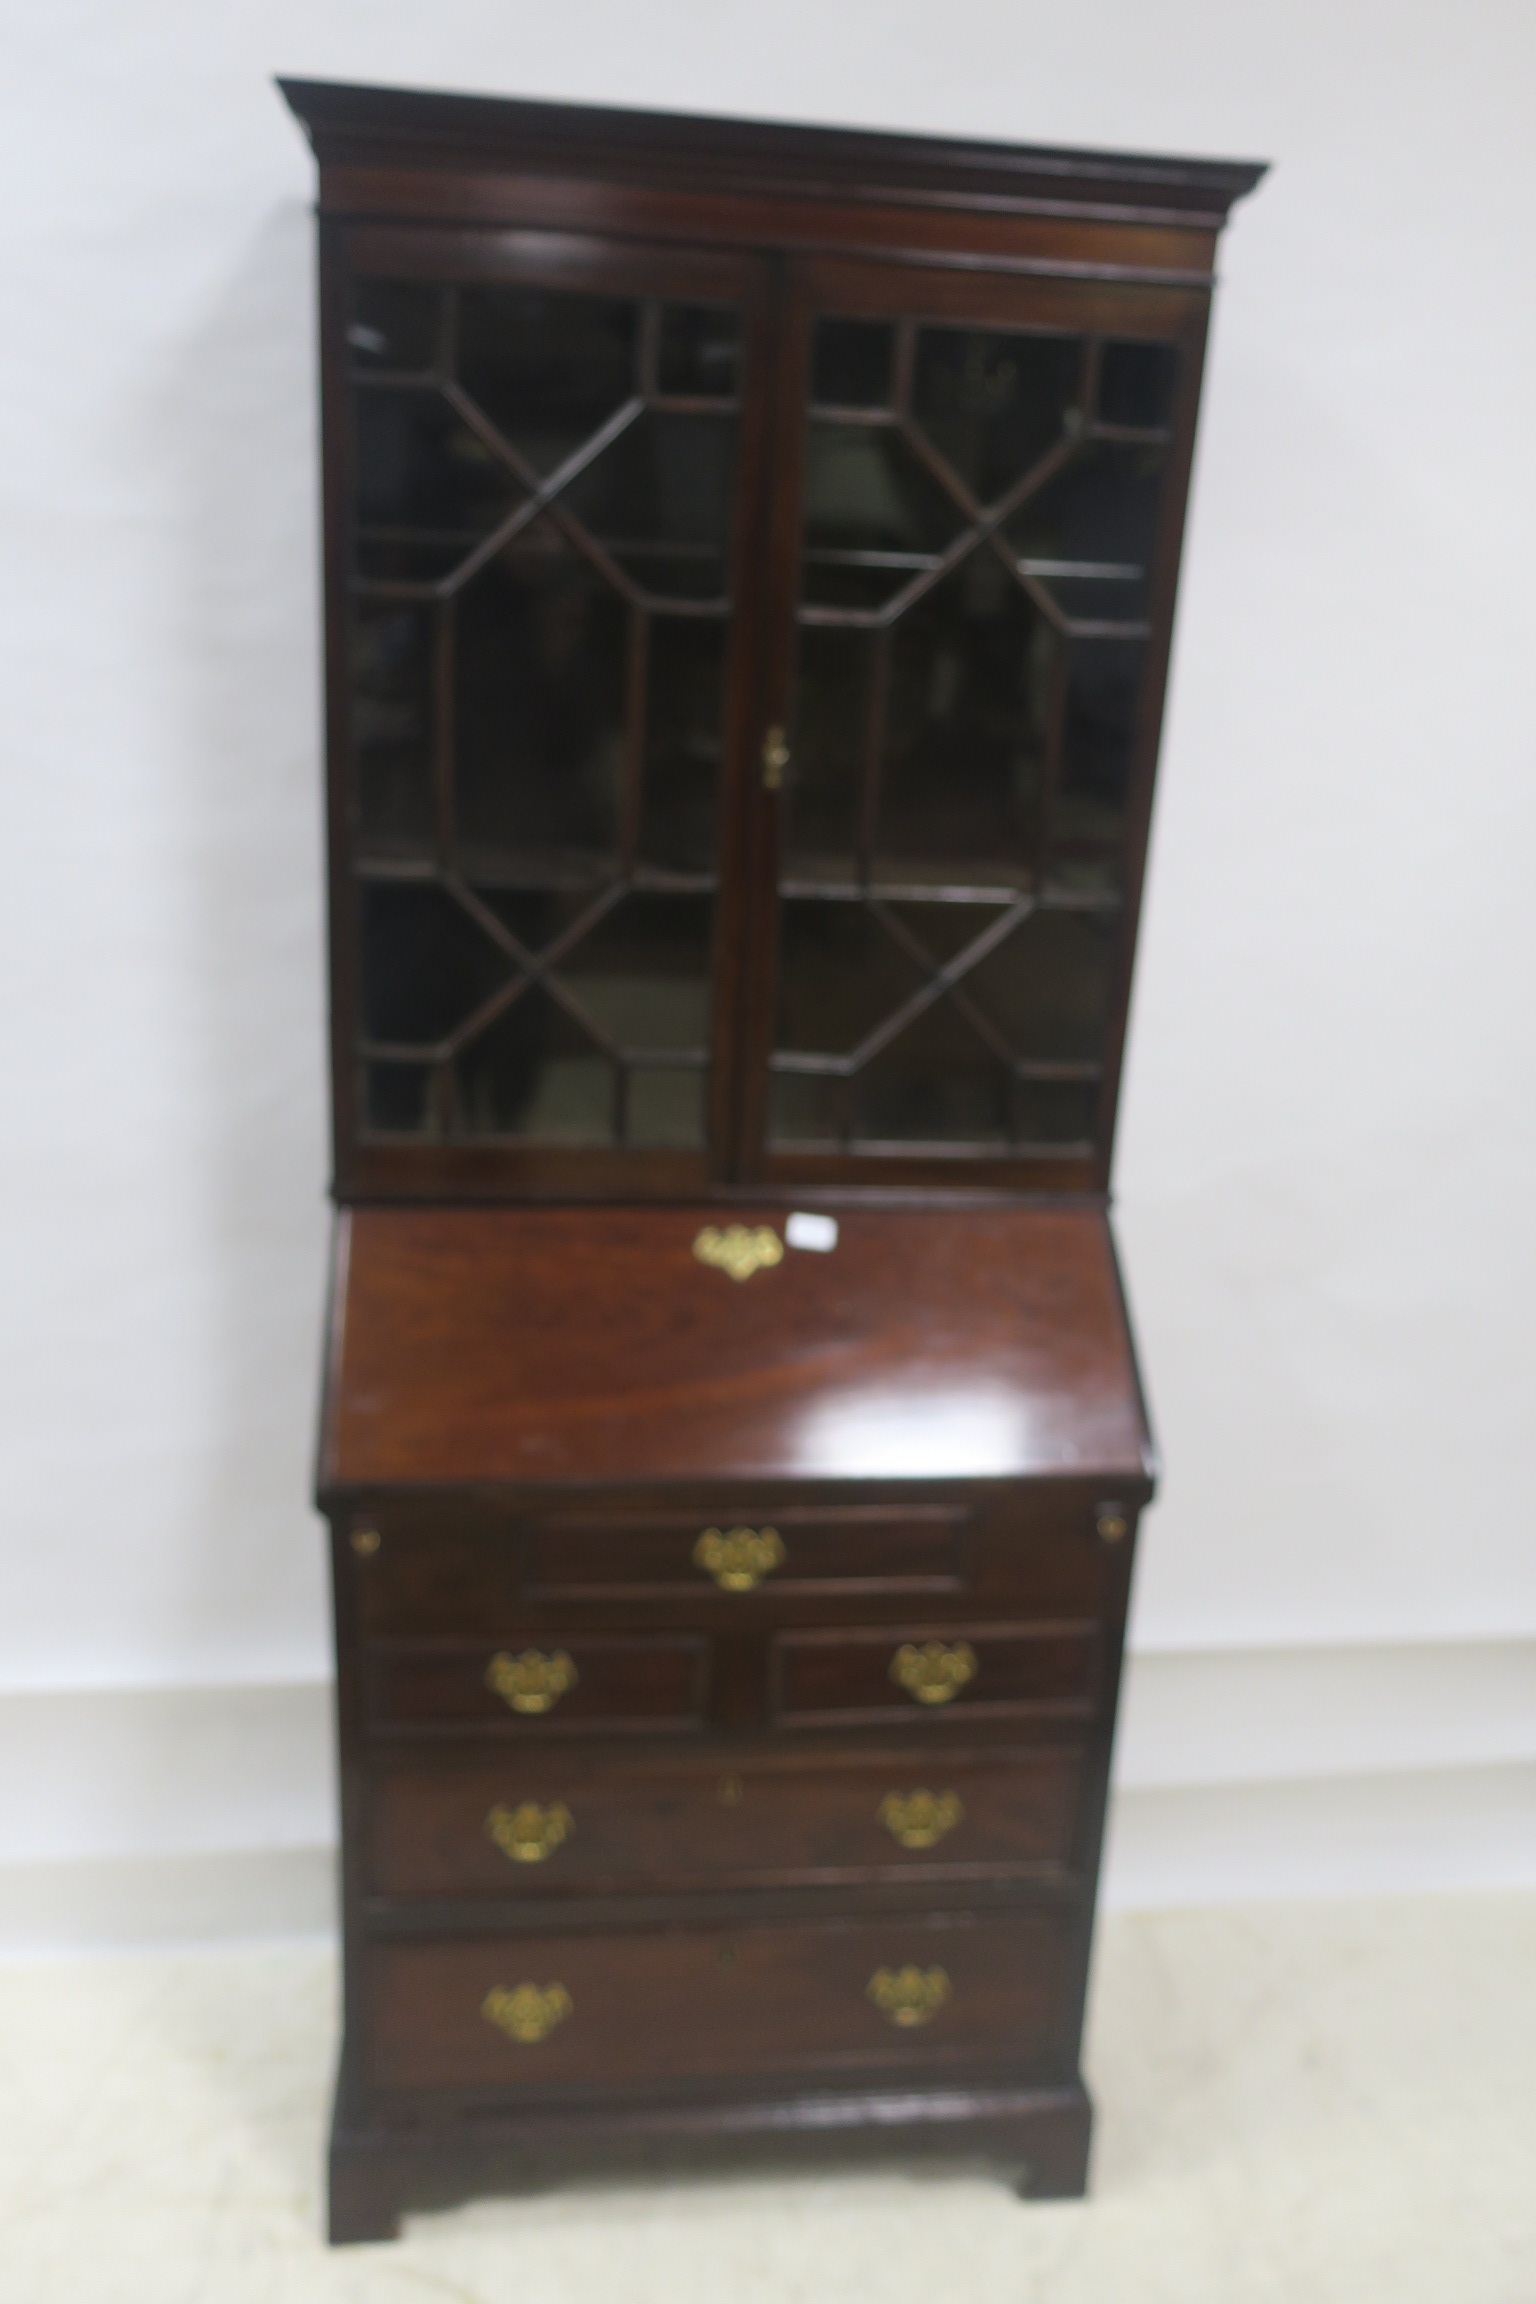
xmin=890 ymin=1639 xmax=978 ymax=1707
xmin=693 ymin=1224 xmax=783 ymax=1282
xmin=693 ymin=1525 xmax=786 ymax=1592
xmin=485 ymin=1648 xmax=578 ymax=1715
xmin=481 ymin=1982 xmax=572 ymax=2045
xmin=878 ymin=1788 xmax=964 ymax=1850
xmin=867 ymin=1965 xmax=952 ymax=2028
xmin=485 ymin=1800 xmax=574 ymax=1864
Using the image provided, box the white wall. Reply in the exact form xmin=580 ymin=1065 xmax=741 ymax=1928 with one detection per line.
xmin=2 ymin=0 xmax=1533 ymax=1946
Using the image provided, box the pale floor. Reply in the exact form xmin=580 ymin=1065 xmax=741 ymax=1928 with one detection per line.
xmin=2 ymin=1894 xmax=1532 ymax=2303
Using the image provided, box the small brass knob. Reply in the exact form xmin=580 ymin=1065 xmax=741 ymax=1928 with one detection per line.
xmin=349 ymin=1526 xmax=381 ymax=1557
xmin=1096 ymin=1508 xmax=1128 ymax=1542
xmin=890 ymin=1640 xmax=978 ymax=1707
xmin=481 ymin=1982 xmax=572 ymax=2045
xmin=694 ymin=1526 xmax=786 ymax=1592
xmin=867 ymin=1965 xmax=951 ymax=2027
xmin=878 ymin=1789 xmax=963 ymax=1850
xmin=485 ymin=1800 xmax=574 ymax=1864
xmin=486 ymin=1649 xmax=578 ymax=1715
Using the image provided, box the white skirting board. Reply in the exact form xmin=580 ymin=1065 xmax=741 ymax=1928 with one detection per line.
xmin=1 ymin=1643 xmax=1532 ymax=1951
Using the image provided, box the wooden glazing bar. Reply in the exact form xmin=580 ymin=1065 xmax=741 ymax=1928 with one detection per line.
xmin=620 ymin=607 xmax=649 ymax=874
xmin=856 ymin=630 xmax=892 ymax=884
xmin=432 ymin=597 xmax=456 ymax=865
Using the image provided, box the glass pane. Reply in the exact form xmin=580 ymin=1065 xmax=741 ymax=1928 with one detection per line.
xmin=353 ymin=387 xmax=519 ymax=578
xmin=363 ymin=1061 xmax=434 ymax=1135
xmin=854 ymin=1004 xmax=1010 ymax=1146
xmin=351 ymin=282 xmax=439 ymax=372
xmin=563 ymin=411 xmax=735 ymax=601
xmin=912 ymin=328 xmax=1081 ymax=504
xmin=553 ymin=893 xmax=714 ymax=1052
xmin=811 ymin=319 xmax=895 ymax=409
xmin=454 ymin=522 xmax=626 ymax=869
xmin=800 ymin=426 xmax=963 ymax=611
xmin=353 ymin=606 xmax=433 ymax=845
xmin=641 ymin=620 xmax=725 ymax=874
xmin=1054 ymin=640 xmax=1143 ymax=889
xmin=658 ymin=305 xmax=740 ymax=398
xmin=1007 ymin=440 xmax=1166 ymax=625
xmin=629 ymin=1066 xmax=706 ymax=1148
xmin=359 ymin=882 xmax=513 ymax=1047
xmin=878 ymin=553 xmax=1051 ymax=879
xmin=456 ymin=984 xmax=614 ymax=1142
xmin=775 ymin=899 xmax=922 ymax=1056
xmin=1016 ymin=1080 xmax=1097 ymax=1145
xmin=458 ymin=288 xmax=639 ymax=476
xmin=881 ymin=898 xmax=1014 ymax=970
xmin=966 ymin=909 xmax=1117 ymax=1061
xmin=768 ymin=1070 xmax=841 ymax=1147
xmin=785 ymin=627 xmax=868 ymax=872
xmin=1099 ymin=340 xmax=1179 ymax=429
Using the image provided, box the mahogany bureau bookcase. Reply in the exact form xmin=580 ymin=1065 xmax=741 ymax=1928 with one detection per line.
xmin=279 ymin=78 xmax=1263 ymax=2242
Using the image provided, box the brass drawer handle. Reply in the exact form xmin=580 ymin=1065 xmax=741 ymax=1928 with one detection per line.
xmin=890 ymin=1639 xmax=978 ymax=1706
xmin=481 ymin=1982 xmax=572 ymax=2045
xmin=693 ymin=1224 xmax=783 ymax=1282
xmin=485 ymin=1800 xmax=574 ymax=1864
xmin=879 ymin=1789 xmax=964 ymax=1850
xmin=694 ymin=1525 xmax=785 ymax=1592
xmin=867 ymin=1965 xmax=951 ymax=2028
xmin=486 ymin=1648 xmax=578 ymax=1715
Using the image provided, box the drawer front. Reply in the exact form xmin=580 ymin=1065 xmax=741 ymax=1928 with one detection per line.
xmin=368 ymin=1745 xmax=1085 ymax=1896
xmin=367 ymin=1907 xmax=1077 ymax=2091
xmin=525 ymin=1506 xmax=967 ymax=1601
xmin=772 ymin=1623 xmax=1099 ymax=1727
xmin=369 ymin=1636 xmax=707 ymax=1734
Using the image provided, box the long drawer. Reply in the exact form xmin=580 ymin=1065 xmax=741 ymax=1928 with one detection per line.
xmin=368 ymin=1744 xmax=1086 ymax=1896
xmin=367 ymin=1907 xmax=1077 ymax=2091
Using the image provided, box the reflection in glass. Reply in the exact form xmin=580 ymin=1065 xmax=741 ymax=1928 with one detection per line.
xmin=768 ymin=1070 xmax=840 ymax=1146
xmin=350 ymin=281 xmax=439 ymax=373
xmin=458 ymin=288 xmax=638 ymax=475
xmin=811 ymin=318 xmax=894 ymax=409
xmin=456 ymin=986 xmax=613 ymax=1142
xmin=364 ymin=1062 xmax=433 ymax=1135
xmin=966 ymin=909 xmax=1116 ymax=1061
xmin=353 ymin=388 xmax=518 ymax=572
xmin=775 ymin=899 xmax=922 ymax=1056
xmin=658 ymin=305 xmax=740 ymax=398
xmin=854 ymin=1003 xmax=1010 ymax=1144
xmin=785 ymin=627 xmax=867 ymax=870
xmin=454 ymin=523 xmax=626 ymax=866
xmin=1099 ymin=340 xmax=1179 ymax=429
xmin=801 ymin=426 xmax=962 ymax=611
xmin=1007 ymin=440 xmax=1166 ymax=625
xmin=1016 ymin=1080 xmax=1097 ymax=1145
xmin=880 ymin=555 xmax=1051 ymax=875
xmin=1055 ymin=641 xmax=1143 ymax=888
xmin=564 ymin=411 xmax=736 ymax=600
xmin=353 ymin=607 xmax=433 ymax=845
xmin=642 ymin=620 xmax=725 ymax=874
xmin=629 ymin=1066 xmax=706 ymax=1148
xmin=359 ymin=882 xmax=511 ymax=1046
xmin=553 ymin=894 xmax=714 ymax=1052
xmin=912 ymin=328 xmax=1080 ymax=504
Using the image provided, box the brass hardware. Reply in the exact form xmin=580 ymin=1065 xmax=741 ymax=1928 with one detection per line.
xmin=481 ymin=1982 xmax=572 ymax=2045
xmin=694 ymin=1525 xmax=786 ymax=1592
xmin=890 ymin=1640 xmax=978 ymax=1707
xmin=718 ymin=1774 xmax=744 ymax=1806
xmin=349 ymin=1526 xmax=381 ymax=1558
xmin=692 ymin=1224 xmax=783 ymax=1283
xmin=878 ymin=1789 xmax=964 ymax=1850
xmin=762 ymin=725 xmax=791 ymax=790
xmin=485 ymin=1800 xmax=574 ymax=1864
xmin=485 ymin=1648 xmax=578 ymax=1715
xmin=1096 ymin=1507 xmax=1128 ymax=1543
xmin=867 ymin=1965 xmax=952 ymax=2028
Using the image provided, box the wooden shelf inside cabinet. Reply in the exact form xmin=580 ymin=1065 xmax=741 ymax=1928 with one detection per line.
xmin=281 ymin=73 xmax=1262 ymax=2240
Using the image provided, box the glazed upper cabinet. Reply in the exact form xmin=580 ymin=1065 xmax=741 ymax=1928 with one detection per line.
xmin=302 ymin=87 xmax=1251 ymax=1200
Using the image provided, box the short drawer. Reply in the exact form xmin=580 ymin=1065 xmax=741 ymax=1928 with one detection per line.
xmin=367 ymin=1907 xmax=1077 ymax=2092
xmin=368 ymin=1745 xmax=1085 ymax=1897
xmin=772 ymin=1622 xmax=1099 ymax=1727
xmin=368 ymin=1635 xmax=707 ymax=1735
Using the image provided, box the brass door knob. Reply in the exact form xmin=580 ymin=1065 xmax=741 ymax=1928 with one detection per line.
xmin=485 ymin=1649 xmax=578 ymax=1715
xmin=485 ymin=1800 xmax=574 ymax=1863
xmin=889 ymin=1640 xmax=978 ymax=1706
xmin=694 ymin=1526 xmax=786 ymax=1592
xmin=867 ymin=1965 xmax=951 ymax=2027
xmin=878 ymin=1789 xmax=963 ymax=1850
xmin=481 ymin=1983 xmax=572 ymax=2044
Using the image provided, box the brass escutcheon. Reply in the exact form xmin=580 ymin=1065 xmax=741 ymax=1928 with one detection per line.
xmin=485 ymin=1648 xmax=578 ymax=1715
xmin=878 ymin=1788 xmax=964 ymax=1851
xmin=867 ymin=1965 xmax=952 ymax=2028
xmin=1096 ymin=1506 xmax=1128 ymax=1542
xmin=890 ymin=1640 xmax=978 ymax=1707
xmin=694 ymin=1525 xmax=786 ymax=1592
xmin=485 ymin=1799 xmax=574 ymax=1864
xmin=349 ymin=1526 xmax=380 ymax=1557
xmin=481 ymin=1982 xmax=572 ymax=2045
xmin=692 ymin=1224 xmax=784 ymax=1283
